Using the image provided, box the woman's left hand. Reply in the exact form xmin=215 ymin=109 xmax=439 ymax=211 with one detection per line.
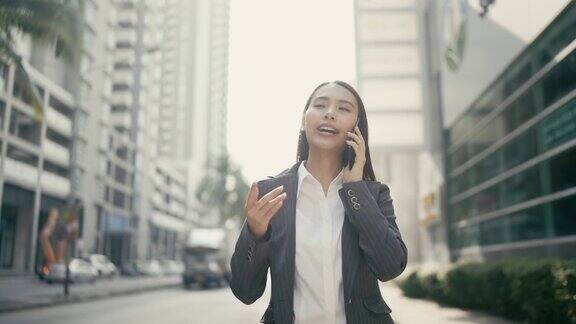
xmin=343 ymin=125 xmax=366 ymax=183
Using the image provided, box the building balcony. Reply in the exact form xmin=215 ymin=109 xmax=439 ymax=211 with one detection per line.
xmin=169 ymin=185 xmax=186 ymax=201
xmin=40 ymin=172 xmax=71 ymax=198
xmin=42 ymin=139 xmax=70 ymax=167
xmin=45 ymin=106 xmax=73 ymax=137
xmin=4 ymin=157 xmax=38 ymax=189
xmin=111 ymin=91 xmax=133 ymax=108
xmin=116 ymin=10 xmax=137 ymax=26
xmin=114 ymin=49 xmax=135 ymax=66
xmin=110 ymin=111 xmax=132 ymax=129
xmin=112 ymin=70 xmax=134 ymax=87
xmin=115 ymin=29 xmax=137 ymax=46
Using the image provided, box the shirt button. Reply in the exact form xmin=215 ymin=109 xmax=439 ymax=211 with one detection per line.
xmin=347 ymin=189 xmax=355 ymax=197
xmin=348 ymin=298 xmax=352 ymax=304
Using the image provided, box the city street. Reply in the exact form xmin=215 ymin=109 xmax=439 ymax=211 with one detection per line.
xmin=0 ymin=277 xmax=519 ymax=324
xmin=0 ymin=285 xmax=269 ymax=324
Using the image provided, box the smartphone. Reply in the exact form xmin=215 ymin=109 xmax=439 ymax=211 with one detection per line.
xmin=342 ymin=118 xmax=359 ymax=169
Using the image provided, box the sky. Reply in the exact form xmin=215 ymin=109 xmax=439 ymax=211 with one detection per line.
xmin=227 ymin=0 xmax=357 ymax=184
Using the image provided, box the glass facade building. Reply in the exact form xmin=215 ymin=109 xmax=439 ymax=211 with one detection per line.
xmin=446 ymin=3 xmax=576 ymax=260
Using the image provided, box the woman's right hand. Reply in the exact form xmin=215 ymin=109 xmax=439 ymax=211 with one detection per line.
xmin=245 ymin=182 xmax=287 ymax=239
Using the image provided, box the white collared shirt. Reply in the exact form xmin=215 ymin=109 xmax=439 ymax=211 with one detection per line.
xmin=294 ymin=160 xmax=346 ymax=324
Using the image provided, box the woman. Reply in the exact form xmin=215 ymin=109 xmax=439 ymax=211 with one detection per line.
xmin=230 ymin=81 xmax=408 ymax=324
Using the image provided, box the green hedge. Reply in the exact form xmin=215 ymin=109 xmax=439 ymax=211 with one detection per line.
xmin=396 ymin=258 xmax=576 ymax=324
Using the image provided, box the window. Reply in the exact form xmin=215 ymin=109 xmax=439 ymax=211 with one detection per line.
xmin=480 ymin=217 xmax=506 ymax=246
xmin=451 ymin=197 xmax=472 ymax=223
xmin=552 ymin=195 xmax=576 ymax=236
xmin=474 ymin=185 xmax=499 ymax=216
xmin=500 ymin=166 xmax=541 ymax=208
xmin=549 ymin=146 xmax=576 ymax=193
xmin=541 ymin=50 xmax=576 ymax=109
xmin=6 ymin=145 xmax=38 ymax=167
xmin=455 ymin=224 xmax=479 ymax=248
xmin=503 ymin=128 xmax=538 ymax=170
xmin=116 ymin=145 xmax=128 ymax=160
xmin=113 ymin=83 xmax=130 ymax=91
xmin=9 ymin=109 xmax=41 ymax=145
xmin=113 ymin=189 xmax=126 ymax=208
xmin=43 ymin=160 xmax=68 ymax=177
xmin=115 ymin=165 xmax=127 ymax=184
xmin=0 ymin=206 xmax=17 ymax=269
xmin=475 ymin=151 xmax=501 ymax=185
xmin=106 ymin=161 xmax=113 ymax=176
xmin=501 ymin=88 xmax=537 ymax=136
xmin=46 ymin=129 xmax=70 ymax=147
xmin=116 ymin=41 xmax=133 ymax=49
xmin=0 ymin=100 xmax=5 ymax=130
xmin=508 ymin=205 xmax=546 ymax=242
xmin=0 ymin=61 xmax=8 ymax=91
xmin=49 ymin=96 xmax=72 ymax=117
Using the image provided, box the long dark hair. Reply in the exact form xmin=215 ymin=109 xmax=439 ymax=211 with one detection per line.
xmin=296 ymin=80 xmax=377 ymax=181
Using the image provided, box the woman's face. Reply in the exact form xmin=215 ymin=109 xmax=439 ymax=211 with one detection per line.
xmin=303 ymin=83 xmax=359 ymax=153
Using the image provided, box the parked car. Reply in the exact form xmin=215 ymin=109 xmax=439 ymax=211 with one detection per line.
xmin=85 ymin=254 xmax=118 ymax=278
xmin=136 ymin=260 xmax=164 ymax=276
xmin=160 ymin=260 xmax=185 ymax=275
xmin=42 ymin=259 xmax=99 ymax=284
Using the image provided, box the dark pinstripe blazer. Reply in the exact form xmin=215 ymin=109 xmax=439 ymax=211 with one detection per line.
xmin=230 ymin=160 xmax=408 ymax=324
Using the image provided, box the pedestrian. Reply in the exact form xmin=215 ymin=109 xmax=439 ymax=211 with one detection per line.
xmin=39 ymin=198 xmax=83 ymax=272
xmin=230 ymin=80 xmax=408 ymax=324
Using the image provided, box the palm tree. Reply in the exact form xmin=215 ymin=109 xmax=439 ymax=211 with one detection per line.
xmin=195 ymin=153 xmax=251 ymax=225
xmin=0 ymin=0 xmax=83 ymax=121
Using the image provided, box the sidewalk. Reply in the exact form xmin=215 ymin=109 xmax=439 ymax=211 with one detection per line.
xmin=0 ymin=274 xmax=181 ymax=313
xmin=380 ymin=282 xmax=520 ymax=324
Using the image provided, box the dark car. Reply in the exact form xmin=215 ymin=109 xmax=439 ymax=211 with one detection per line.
xmin=182 ymin=246 xmax=227 ymax=289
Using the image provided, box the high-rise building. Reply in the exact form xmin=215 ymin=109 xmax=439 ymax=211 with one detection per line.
xmin=109 ymin=0 xmax=190 ymax=263
xmin=0 ymin=0 xmax=193 ymax=274
xmin=0 ymin=0 xmax=111 ymax=273
xmin=353 ymin=0 xmax=429 ymax=265
xmin=156 ymin=0 xmax=230 ymax=226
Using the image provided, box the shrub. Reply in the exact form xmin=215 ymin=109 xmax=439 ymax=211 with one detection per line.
xmin=396 ymin=258 xmax=576 ymax=324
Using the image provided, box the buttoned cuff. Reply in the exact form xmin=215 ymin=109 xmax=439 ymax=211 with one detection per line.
xmin=339 ymin=180 xmax=370 ymax=211
xmin=338 ymin=180 xmax=387 ymax=221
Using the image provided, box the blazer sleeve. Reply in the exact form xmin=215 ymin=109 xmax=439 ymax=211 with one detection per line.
xmin=338 ymin=180 xmax=408 ymax=282
xmin=229 ymin=188 xmax=272 ymax=304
